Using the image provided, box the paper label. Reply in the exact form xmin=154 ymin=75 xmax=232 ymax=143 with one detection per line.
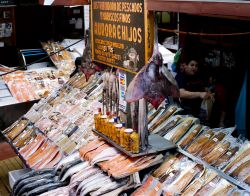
xmin=209 ymin=182 xmax=216 ymax=187
xmin=190 ymin=169 xmax=195 ymax=173
xmin=193 ymin=129 xmax=198 ymax=133
xmin=218 ymin=147 xmax=224 ymax=152
xmin=205 ymin=134 xmax=211 ymax=138
xmin=169 ymin=108 xmax=174 ymax=112
xmin=226 ymin=152 xmax=232 ymax=156
xmin=169 ymin=172 xmax=174 ymax=177
xmin=213 ymin=138 xmax=218 ymax=142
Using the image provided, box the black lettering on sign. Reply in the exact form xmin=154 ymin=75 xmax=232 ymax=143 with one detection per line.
xmin=92 ymin=0 xmax=145 ymax=72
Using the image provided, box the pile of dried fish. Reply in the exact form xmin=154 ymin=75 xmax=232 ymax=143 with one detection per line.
xmin=132 ymin=153 xmax=236 ymax=196
xmin=79 ymin=138 xmax=163 ymax=179
xmin=22 ymin=72 xmax=103 ymax=154
xmin=2 ymin=70 xmax=68 ymax=102
xmin=11 ymin=151 xmax=129 ymax=196
xmin=3 ymin=123 xmax=63 ymax=170
xmin=224 ymin=142 xmax=250 ymax=185
xmin=41 ymin=41 xmax=76 ymax=74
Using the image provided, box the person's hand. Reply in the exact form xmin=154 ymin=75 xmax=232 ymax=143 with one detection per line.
xmin=200 ymin=92 xmax=212 ymax=100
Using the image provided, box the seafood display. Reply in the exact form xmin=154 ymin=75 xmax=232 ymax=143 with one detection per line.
xmin=132 ymin=153 xmax=236 ymax=196
xmin=80 ymin=138 xmax=164 ymax=178
xmin=41 ymin=41 xmax=76 ymax=74
xmin=2 ymin=70 xmax=69 ymax=102
xmin=11 ymin=159 xmax=129 ymax=196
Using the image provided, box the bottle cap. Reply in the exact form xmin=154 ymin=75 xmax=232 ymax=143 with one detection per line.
xmin=109 ymin=119 xmax=114 ymax=123
xmin=122 ymin=122 xmax=126 ymax=127
xmin=98 ymin=108 xmax=101 ymax=113
xmin=114 ymin=118 xmax=118 ymax=123
xmin=115 ymin=124 xmax=122 ymax=128
xmin=106 ymin=111 xmax=110 ymax=116
xmin=101 ymin=115 xmax=107 ymax=119
xmin=125 ymin=128 xmax=133 ymax=133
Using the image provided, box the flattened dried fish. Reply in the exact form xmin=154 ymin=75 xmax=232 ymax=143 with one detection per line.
xmin=178 ymin=124 xmax=203 ymax=149
xmin=187 ymin=130 xmax=214 ymax=154
xmin=203 ymin=141 xmax=231 ymax=164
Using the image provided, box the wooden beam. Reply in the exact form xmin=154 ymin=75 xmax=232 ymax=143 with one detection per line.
xmin=39 ymin=0 xmax=89 ymax=6
xmin=146 ymin=0 xmax=250 ymax=18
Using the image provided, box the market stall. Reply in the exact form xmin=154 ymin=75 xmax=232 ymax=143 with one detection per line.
xmin=0 ymin=0 xmax=249 ymax=195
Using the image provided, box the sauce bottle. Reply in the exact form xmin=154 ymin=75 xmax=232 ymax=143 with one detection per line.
xmin=94 ymin=108 xmax=102 ymax=131
xmin=103 ymin=111 xmax=111 ymax=135
xmin=99 ymin=114 xmax=107 ymax=133
xmin=114 ymin=123 xmax=122 ymax=144
xmin=106 ymin=118 xmax=114 ymax=138
xmin=110 ymin=118 xmax=118 ymax=141
xmin=123 ymin=129 xmax=133 ymax=151
xmin=130 ymin=131 xmax=140 ymax=153
xmin=119 ymin=122 xmax=126 ymax=147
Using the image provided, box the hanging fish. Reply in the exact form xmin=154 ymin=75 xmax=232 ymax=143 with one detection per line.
xmin=125 ymin=52 xmax=179 ymax=109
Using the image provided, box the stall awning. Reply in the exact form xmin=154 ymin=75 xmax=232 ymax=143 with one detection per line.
xmin=39 ymin=0 xmax=89 ymax=6
xmin=146 ymin=0 xmax=250 ymax=18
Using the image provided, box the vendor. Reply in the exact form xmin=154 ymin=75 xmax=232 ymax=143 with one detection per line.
xmin=175 ymin=58 xmax=212 ymax=118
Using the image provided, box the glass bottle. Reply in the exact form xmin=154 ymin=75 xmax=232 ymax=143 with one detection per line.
xmin=103 ymin=111 xmax=111 ymax=135
xmin=99 ymin=114 xmax=107 ymax=133
xmin=94 ymin=108 xmax=102 ymax=131
xmin=124 ymin=128 xmax=133 ymax=151
xmin=115 ymin=123 xmax=122 ymax=144
xmin=119 ymin=122 xmax=126 ymax=147
xmin=130 ymin=131 xmax=140 ymax=153
xmin=106 ymin=118 xmax=114 ymax=138
xmin=110 ymin=118 xmax=118 ymax=141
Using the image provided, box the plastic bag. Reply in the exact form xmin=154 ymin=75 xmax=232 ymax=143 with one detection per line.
xmin=200 ymin=97 xmax=215 ymax=122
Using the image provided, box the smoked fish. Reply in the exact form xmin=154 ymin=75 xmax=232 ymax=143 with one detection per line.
xmin=178 ymin=124 xmax=203 ymax=149
xmin=187 ymin=130 xmax=215 ymax=154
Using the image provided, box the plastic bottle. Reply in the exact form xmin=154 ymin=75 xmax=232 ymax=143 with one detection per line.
xmin=119 ymin=122 xmax=126 ymax=147
xmin=124 ymin=129 xmax=133 ymax=151
xmin=130 ymin=131 xmax=140 ymax=153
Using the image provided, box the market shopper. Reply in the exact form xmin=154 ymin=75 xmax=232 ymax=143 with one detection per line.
xmin=175 ymin=58 xmax=213 ymax=118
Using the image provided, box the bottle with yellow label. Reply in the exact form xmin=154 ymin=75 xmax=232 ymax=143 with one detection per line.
xmin=114 ymin=123 xmax=122 ymax=144
xmin=130 ymin=131 xmax=140 ymax=153
xmin=119 ymin=122 xmax=126 ymax=147
xmin=94 ymin=108 xmax=102 ymax=131
xmin=124 ymin=129 xmax=133 ymax=151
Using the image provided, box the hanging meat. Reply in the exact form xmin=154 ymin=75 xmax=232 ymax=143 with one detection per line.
xmin=125 ymin=52 xmax=179 ymax=109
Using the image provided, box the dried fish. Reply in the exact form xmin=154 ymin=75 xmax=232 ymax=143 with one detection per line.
xmin=165 ymin=118 xmax=194 ymax=143
xmin=182 ymin=169 xmax=218 ymax=196
xmin=213 ymin=146 xmax=239 ymax=168
xmin=224 ymin=144 xmax=250 ymax=173
xmin=203 ymin=141 xmax=231 ymax=164
xmin=187 ymin=130 xmax=215 ymax=154
xmin=178 ymin=124 xmax=203 ymax=149
xmin=198 ymin=132 xmax=226 ymax=158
